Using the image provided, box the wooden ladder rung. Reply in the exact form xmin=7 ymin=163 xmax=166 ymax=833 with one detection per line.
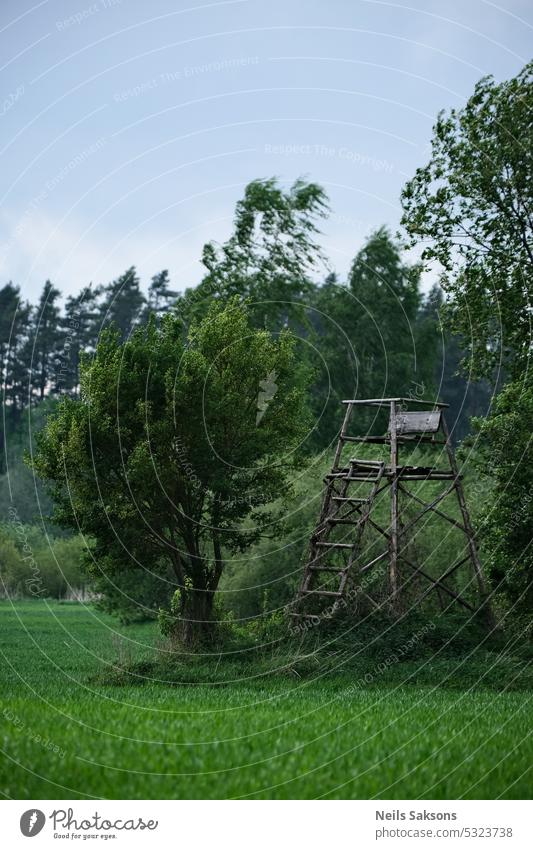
xmin=350 ymin=460 xmax=384 ymax=466
xmin=295 ymin=449 xmax=385 ymax=611
xmin=301 ymin=590 xmax=343 ymax=597
xmin=327 ymin=517 xmax=362 ymax=525
xmin=326 ymin=463 xmax=383 ymax=479
xmin=345 ymin=475 xmax=382 ymax=481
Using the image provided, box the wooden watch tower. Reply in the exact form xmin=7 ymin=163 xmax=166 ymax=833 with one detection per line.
xmin=292 ymin=397 xmax=494 ymax=626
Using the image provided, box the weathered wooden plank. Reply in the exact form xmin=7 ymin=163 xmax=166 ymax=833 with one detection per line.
xmin=394 ymin=410 xmax=441 ymax=434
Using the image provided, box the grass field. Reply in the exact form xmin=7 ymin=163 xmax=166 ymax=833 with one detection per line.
xmin=0 ymin=600 xmax=531 ymax=799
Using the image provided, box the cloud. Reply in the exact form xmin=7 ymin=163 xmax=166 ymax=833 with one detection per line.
xmin=0 ymin=207 xmax=233 ymax=300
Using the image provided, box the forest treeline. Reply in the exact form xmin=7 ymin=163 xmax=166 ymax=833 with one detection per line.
xmin=1 ymin=60 xmax=531 ymax=642
xmin=0 ymin=225 xmax=493 ymax=612
xmin=0 ymin=228 xmax=491 ymax=613
xmin=0 ymin=232 xmax=490 ymax=465
xmin=0 ymin=227 xmax=492 ymax=545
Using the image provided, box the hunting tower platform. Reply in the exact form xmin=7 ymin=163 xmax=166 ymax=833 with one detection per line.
xmin=292 ymin=398 xmax=493 ymax=625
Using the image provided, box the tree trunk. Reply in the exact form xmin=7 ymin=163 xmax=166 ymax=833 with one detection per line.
xmin=180 ymin=587 xmax=215 ymax=646
xmin=166 ymin=522 xmax=225 ymax=647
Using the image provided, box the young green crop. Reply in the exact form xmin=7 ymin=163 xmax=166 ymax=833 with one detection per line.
xmin=1 ymin=601 xmax=531 ymax=800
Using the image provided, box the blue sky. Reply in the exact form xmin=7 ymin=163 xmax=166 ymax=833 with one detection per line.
xmin=1 ymin=0 xmax=531 ymax=301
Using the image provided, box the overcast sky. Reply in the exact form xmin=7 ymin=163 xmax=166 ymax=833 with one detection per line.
xmin=1 ymin=0 xmax=531 ymax=301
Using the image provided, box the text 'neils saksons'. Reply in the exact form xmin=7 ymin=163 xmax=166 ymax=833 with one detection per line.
xmin=376 ymin=810 xmax=457 ymax=821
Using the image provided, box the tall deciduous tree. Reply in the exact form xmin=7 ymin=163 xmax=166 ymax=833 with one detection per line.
xmin=179 ymin=178 xmax=329 ymax=328
xmin=347 ymin=227 xmax=423 ymax=394
xmin=310 ymin=228 xmax=431 ymax=446
xmin=402 ymin=62 xmax=533 ymax=615
xmin=31 ymin=299 xmax=310 ymax=644
xmin=416 ymin=283 xmax=493 ymax=442
xmin=401 ymin=60 xmax=533 ymax=380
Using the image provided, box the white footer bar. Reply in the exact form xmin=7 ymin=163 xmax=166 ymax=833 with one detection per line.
xmin=1 ymin=799 xmax=530 ymax=848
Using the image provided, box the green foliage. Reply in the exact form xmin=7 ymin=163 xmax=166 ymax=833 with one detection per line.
xmin=223 ymin=439 xmax=491 ymax=621
xmin=469 ymin=378 xmax=533 ymax=617
xmin=179 ymin=177 xmax=329 ymax=328
xmin=0 ymin=524 xmax=85 ymax=599
xmin=0 ymin=399 xmax=58 ymax=524
xmin=309 ymin=228 xmax=435 ymax=446
xmin=401 ymin=60 xmax=532 ymax=627
xmin=401 ymin=60 xmax=533 ymax=380
xmin=416 ymin=284 xmax=493 ymax=442
xmin=158 ymin=588 xmax=183 ymax=636
xmin=222 ymin=452 xmax=331 ymax=618
xmin=30 ymin=299 xmax=311 ymax=643
xmin=88 ymin=554 xmax=177 ymax=624
xmin=3 ymin=156 xmax=529 ymax=644
xmin=98 ymin=266 xmax=146 ymax=341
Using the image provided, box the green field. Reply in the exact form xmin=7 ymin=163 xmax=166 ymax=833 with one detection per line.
xmin=0 ymin=600 xmax=531 ymax=799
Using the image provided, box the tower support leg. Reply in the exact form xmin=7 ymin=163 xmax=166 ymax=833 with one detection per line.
xmin=441 ymin=415 xmax=496 ymax=629
xmin=389 ymin=400 xmax=400 ymax=613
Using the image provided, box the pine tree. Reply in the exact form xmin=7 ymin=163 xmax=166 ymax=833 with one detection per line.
xmin=8 ymin=300 xmax=32 ymax=414
xmin=144 ymin=270 xmax=178 ymax=322
xmin=0 ymin=283 xmax=32 ymax=471
xmin=0 ymin=284 xmax=33 ymax=415
xmin=99 ymin=267 xmax=145 ymax=342
xmin=0 ymin=283 xmax=22 ymax=405
xmin=30 ymin=280 xmax=63 ymax=402
xmin=58 ymin=285 xmax=102 ymax=396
